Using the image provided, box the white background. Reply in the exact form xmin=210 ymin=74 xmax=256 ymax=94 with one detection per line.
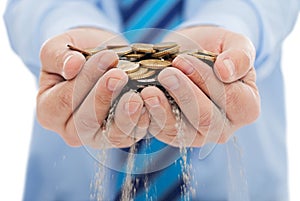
xmin=0 ymin=1 xmax=299 ymax=200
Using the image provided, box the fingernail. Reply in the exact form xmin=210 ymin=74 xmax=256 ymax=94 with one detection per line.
xmin=97 ymin=50 xmax=117 ymax=71
xmin=62 ymin=54 xmax=74 ymax=76
xmin=174 ymin=55 xmax=194 ymax=75
xmin=145 ymin=96 xmax=160 ymax=108
xmin=62 ymin=51 xmax=86 ymax=79
xmin=124 ymin=102 xmax=141 ymax=115
xmin=106 ymin=77 xmax=126 ymax=91
xmin=223 ymin=59 xmax=235 ymax=79
xmin=160 ymin=74 xmax=179 ymax=90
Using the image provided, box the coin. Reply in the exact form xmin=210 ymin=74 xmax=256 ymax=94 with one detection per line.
xmin=136 ymin=77 xmax=159 ymax=88
xmin=129 ymin=69 xmax=156 ymax=80
xmin=171 ymin=49 xmax=198 ymax=59
xmin=67 ymin=43 xmax=218 ymax=89
xmin=189 ymin=53 xmax=216 ymax=62
xmin=124 ymin=53 xmax=146 ymax=60
xmin=127 ymin=67 xmax=149 ymax=79
xmin=139 ymin=59 xmax=172 ymax=69
xmin=198 ymin=49 xmax=218 ymax=57
xmin=131 ymin=43 xmax=155 ymax=53
xmin=153 ymin=42 xmax=178 ymax=50
xmin=67 ymin=42 xmax=218 ymax=131
xmin=151 ymin=45 xmax=180 ymax=58
xmin=85 ymin=46 xmax=107 ymax=55
xmin=176 ymin=49 xmax=198 ymax=55
xmin=136 ymin=77 xmax=157 ymax=83
xmin=117 ymin=60 xmax=140 ymax=74
xmin=111 ymin=46 xmax=132 ymax=56
xmin=107 ymin=45 xmax=129 ymax=49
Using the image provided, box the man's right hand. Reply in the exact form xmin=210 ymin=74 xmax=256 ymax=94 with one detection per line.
xmin=37 ymin=28 xmax=149 ymax=148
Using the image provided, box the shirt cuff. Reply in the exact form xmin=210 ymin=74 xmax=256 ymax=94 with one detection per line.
xmin=180 ymin=1 xmax=261 ymax=50
xmin=39 ymin=2 xmax=120 ymax=45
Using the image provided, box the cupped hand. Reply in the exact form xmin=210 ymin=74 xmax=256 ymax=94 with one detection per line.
xmin=37 ymin=28 xmax=149 ymax=148
xmin=141 ymin=26 xmax=260 ymax=147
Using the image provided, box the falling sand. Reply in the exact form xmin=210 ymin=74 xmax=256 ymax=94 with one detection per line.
xmin=92 ymin=94 xmax=194 ymax=200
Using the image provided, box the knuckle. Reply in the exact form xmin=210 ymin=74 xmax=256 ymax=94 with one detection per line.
xmin=58 ymin=88 xmax=74 ymax=111
xmin=177 ymin=90 xmax=193 ymax=105
xmin=114 ymin=119 xmax=135 ymax=135
xmin=199 ymin=109 xmax=212 ymax=128
xmin=40 ymin=39 xmax=63 ymax=67
xmin=63 ymin=135 xmax=82 ymax=147
xmin=79 ymin=69 xmax=98 ymax=86
xmin=39 ymin=45 xmax=47 ymax=63
xmin=77 ymin=117 xmax=97 ymax=131
xmin=39 ymin=39 xmax=52 ymax=62
xmin=226 ymin=85 xmax=260 ymax=125
xmin=226 ymin=92 xmax=239 ymax=109
xmin=225 ymin=86 xmax=241 ymax=109
xmin=36 ymin=107 xmax=50 ymax=129
xmin=36 ymin=94 xmax=55 ymax=129
xmin=245 ymin=97 xmax=261 ymax=124
xmin=95 ymin=91 xmax=113 ymax=107
xmin=161 ymin=127 xmax=178 ymax=137
xmin=195 ymin=68 xmax=211 ymax=88
xmin=106 ymin=134 xmax=123 ymax=147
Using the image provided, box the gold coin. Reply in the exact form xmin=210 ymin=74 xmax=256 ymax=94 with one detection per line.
xmin=151 ymin=45 xmax=180 ymax=58
xmin=140 ymin=59 xmax=172 ymax=69
xmin=131 ymin=43 xmax=155 ymax=53
xmin=176 ymin=49 xmax=198 ymax=55
xmin=85 ymin=46 xmax=107 ymax=55
xmin=111 ymin=46 xmax=132 ymax=56
xmin=130 ymin=70 xmax=156 ymax=80
xmin=171 ymin=49 xmax=198 ymax=59
xmin=197 ymin=49 xmax=219 ymax=57
xmin=124 ymin=53 xmax=146 ymax=60
xmin=127 ymin=67 xmax=149 ymax=79
xmin=117 ymin=60 xmax=140 ymax=74
xmin=106 ymin=45 xmax=129 ymax=49
xmin=136 ymin=77 xmax=157 ymax=83
xmin=153 ymin=42 xmax=178 ymax=50
xmin=189 ymin=53 xmax=216 ymax=62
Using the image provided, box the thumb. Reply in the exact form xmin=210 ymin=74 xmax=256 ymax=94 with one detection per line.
xmin=213 ymin=35 xmax=255 ymax=83
xmin=40 ymin=36 xmax=86 ymax=80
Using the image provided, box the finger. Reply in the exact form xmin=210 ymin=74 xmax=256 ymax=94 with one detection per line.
xmin=141 ymin=86 xmax=193 ymax=146
xmin=175 ymin=26 xmax=255 ymax=83
xmin=37 ymin=50 xmax=119 ymax=143
xmin=173 ymin=54 xmax=226 ymax=108
xmin=95 ymin=92 xmax=146 ymax=148
xmin=173 ymin=54 xmax=260 ymax=125
xmin=214 ymin=33 xmax=255 ymax=83
xmin=141 ymin=86 xmax=219 ymax=147
xmin=113 ymin=91 xmax=144 ymax=136
xmin=223 ymin=68 xmax=260 ymax=125
xmin=141 ymin=86 xmax=181 ymax=146
xmin=134 ymin=107 xmax=150 ymax=142
xmin=158 ymin=68 xmax=227 ymax=142
xmin=141 ymin=86 xmax=177 ymax=136
xmin=64 ymin=68 xmax=128 ymax=146
xmin=40 ymin=28 xmax=122 ymax=80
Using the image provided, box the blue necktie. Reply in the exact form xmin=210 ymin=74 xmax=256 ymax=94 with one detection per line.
xmin=119 ymin=0 xmax=183 ymax=43
xmin=113 ymin=1 xmax=190 ymax=201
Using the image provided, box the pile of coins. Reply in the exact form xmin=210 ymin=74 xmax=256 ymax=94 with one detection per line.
xmin=68 ymin=42 xmax=217 ymax=91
